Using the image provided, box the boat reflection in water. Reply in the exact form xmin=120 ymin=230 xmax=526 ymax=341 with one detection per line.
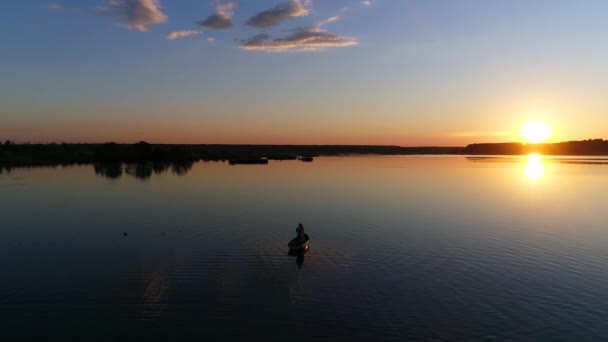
xmin=524 ymin=154 xmax=544 ymax=180
xmin=288 ymin=245 xmax=309 ymax=269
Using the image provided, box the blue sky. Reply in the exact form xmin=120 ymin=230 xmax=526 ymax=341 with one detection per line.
xmin=1 ymin=0 xmax=608 ymax=145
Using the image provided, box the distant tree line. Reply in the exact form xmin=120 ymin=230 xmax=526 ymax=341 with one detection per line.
xmin=2 ymin=140 xmax=608 ymax=171
xmin=464 ymin=139 xmax=608 ymax=155
xmin=0 ymin=141 xmax=466 ymax=167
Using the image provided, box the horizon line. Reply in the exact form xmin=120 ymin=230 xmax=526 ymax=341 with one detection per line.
xmin=2 ymin=138 xmax=607 ymax=148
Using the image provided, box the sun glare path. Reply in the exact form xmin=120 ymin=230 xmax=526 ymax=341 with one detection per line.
xmin=525 ymin=154 xmax=544 ymax=180
xmin=521 ymin=121 xmax=551 ymax=144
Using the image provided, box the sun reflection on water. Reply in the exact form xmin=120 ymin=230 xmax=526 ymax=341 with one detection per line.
xmin=525 ymin=154 xmax=544 ymax=180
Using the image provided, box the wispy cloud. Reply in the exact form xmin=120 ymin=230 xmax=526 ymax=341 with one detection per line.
xmin=99 ymin=0 xmax=167 ymax=31
xmin=241 ymin=33 xmax=270 ymax=46
xmin=198 ymin=1 xmax=236 ymax=30
xmin=215 ymin=1 xmax=236 ymax=17
xmin=240 ymin=26 xmax=357 ymax=52
xmin=48 ymin=3 xmax=63 ymax=10
xmin=198 ymin=14 xmax=231 ymax=29
xmin=166 ymin=30 xmax=202 ymax=40
xmin=207 ymin=37 xmax=216 ymax=43
xmin=317 ymin=15 xmax=340 ymax=27
xmin=362 ymin=0 xmax=372 ymax=7
xmin=246 ymin=0 xmax=309 ymax=28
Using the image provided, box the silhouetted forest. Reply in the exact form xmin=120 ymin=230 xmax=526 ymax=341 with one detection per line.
xmin=1 ymin=139 xmax=608 ymax=173
xmin=0 ymin=141 xmax=463 ymax=169
xmin=464 ymin=139 xmax=608 ymax=155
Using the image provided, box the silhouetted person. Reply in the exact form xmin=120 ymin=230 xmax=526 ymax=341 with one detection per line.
xmin=296 ymin=223 xmax=305 ymax=243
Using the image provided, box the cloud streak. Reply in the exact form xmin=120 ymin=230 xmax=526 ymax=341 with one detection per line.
xmin=317 ymin=15 xmax=340 ymax=27
xmin=166 ymin=30 xmax=202 ymax=40
xmin=99 ymin=0 xmax=167 ymax=31
xmin=198 ymin=1 xmax=236 ymax=30
xmin=48 ymin=3 xmax=63 ymax=10
xmin=246 ymin=0 xmax=309 ymax=28
xmin=240 ymin=26 xmax=357 ymax=52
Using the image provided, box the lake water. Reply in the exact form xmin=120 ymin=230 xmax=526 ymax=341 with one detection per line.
xmin=2 ymin=156 xmax=608 ymax=341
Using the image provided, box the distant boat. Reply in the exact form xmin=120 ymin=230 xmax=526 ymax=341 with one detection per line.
xmin=298 ymin=156 xmax=314 ymax=162
xmin=288 ymin=233 xmax=310 ymax=250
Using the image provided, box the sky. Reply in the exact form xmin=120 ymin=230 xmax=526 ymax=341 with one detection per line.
xmin=1 ymin=0 xmax=608 ymax=146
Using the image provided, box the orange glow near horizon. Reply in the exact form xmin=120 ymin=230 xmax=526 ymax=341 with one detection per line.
xmin=521 ymin=121 xmax=552 ymax=144
xmin=1 ymin=115 xmax=591 ymax=147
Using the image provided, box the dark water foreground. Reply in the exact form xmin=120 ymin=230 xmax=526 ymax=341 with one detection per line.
xmin=2 ymin=156 xmax=608 ymax=341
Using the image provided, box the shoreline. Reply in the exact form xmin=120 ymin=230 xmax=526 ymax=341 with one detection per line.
xmin=1 ymin=140 xmax=608 ymax=169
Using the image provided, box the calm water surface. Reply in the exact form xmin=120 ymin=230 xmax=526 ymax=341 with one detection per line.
xmin=2 ymin=156 xmax=608 ymax=341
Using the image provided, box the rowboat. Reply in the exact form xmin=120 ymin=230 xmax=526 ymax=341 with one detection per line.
xmin=288 ymin=234 xmax=310 ymax=250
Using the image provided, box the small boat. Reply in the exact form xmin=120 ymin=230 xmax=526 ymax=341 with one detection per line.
xmin=288 ymin=233 xmax=310 ymax=250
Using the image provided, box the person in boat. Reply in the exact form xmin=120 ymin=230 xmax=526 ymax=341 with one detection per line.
xmin=296 ymin=223 xmax=305 ymax=243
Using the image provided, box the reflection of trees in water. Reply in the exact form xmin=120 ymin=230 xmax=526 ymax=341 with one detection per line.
xmin=125 ymin=163 xmax=153 ymax=180
xmin=94 ymin=162 xmax=193 ymax=180
xmin=139 ymin=267 xmax=169 ymax=321
xmin=152 ymin=162 xmax=170 ymax=174
xmin=94 ymin=163 xmax=123 ymax=179
xmin=171 ymin=161 xmax=193 ymax=176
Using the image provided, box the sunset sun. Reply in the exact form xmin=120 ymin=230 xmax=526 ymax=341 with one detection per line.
xmin=521 ymin=121 xmax=551 ymax=143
